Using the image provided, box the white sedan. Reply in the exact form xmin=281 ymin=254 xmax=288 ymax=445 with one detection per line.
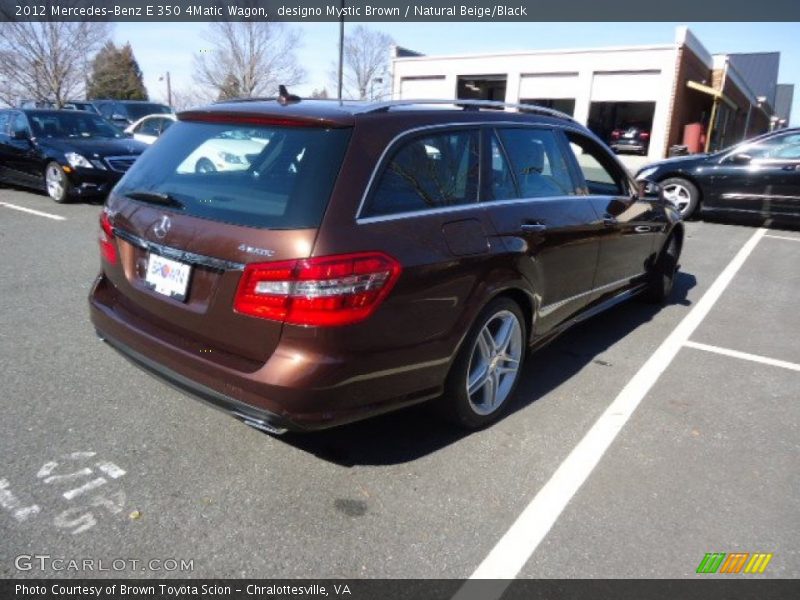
xmin=126 ymin=114 xmax=270 ymax=173
xmin=125 ymin=114 xmax=177 ymax=144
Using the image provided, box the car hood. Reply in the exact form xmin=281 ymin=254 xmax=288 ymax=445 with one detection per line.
xmin=37 ymin=137 xmax=147 ymax=158
xmin=636 ymin=154 xmax=711 ymax=174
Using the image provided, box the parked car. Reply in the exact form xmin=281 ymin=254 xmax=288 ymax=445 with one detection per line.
xmin=636 ymin=127 xmax=800 ymax=221
xmin=93 ymin=100 xmax=173 ymax=127
xmin=609 ymin=123 xmax=651 ymax=155
xmin=89 ymin=96 xmax=682 ymax=434
xmin=18 ymin=100 xmax=99 ymax=114
xmin=0 ymin=109 xmax=147 ymax=203
xmin=125 ymin=114 xmax=177 ymax=144
xmin=63 ymin=101 xmax=101 ymax=115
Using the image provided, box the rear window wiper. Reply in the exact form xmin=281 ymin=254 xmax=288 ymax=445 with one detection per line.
xmin=124 ymin=190 xmax=185 ymax=210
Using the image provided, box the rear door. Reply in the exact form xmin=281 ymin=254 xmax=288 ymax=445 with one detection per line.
xmin=563 ymin=130 xmax=659 ymax=298
xmin=104 ymin=117 xmax=352 ymax=365
xmin=482 ymin=125 xmax=600 ymax=333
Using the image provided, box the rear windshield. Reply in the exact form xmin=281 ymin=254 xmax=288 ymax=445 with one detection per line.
xmin=114 ymin=121 xmax=352 ymax=229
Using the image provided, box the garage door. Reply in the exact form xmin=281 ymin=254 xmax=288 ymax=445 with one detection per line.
xmin=591 ymin=71 xmax=662 ymax=102
xmin=519 ymin=73 xmax=579 ymax=99
xmin=399 ymin=76 xmax=449 ymax=99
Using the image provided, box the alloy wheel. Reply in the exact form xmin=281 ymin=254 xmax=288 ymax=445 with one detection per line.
xmin=46 ymin=164 xmax=64 ymax=200
xmin=662 ymin=183 xmax=692 ymax=216
xmin=466 ymin=310 xmax=523 ymax=416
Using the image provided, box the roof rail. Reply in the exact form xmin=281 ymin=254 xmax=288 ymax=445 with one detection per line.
xmin=358 ymin=98 xmax=575 ymax=121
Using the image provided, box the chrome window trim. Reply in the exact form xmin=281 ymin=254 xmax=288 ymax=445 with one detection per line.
xmin=113 ymin=228 xmax=245 ymax=271
xmin=356 ymin=194 xmax=584 ymax=225
xmin=354 ymin=121 xmax=582 ymax=224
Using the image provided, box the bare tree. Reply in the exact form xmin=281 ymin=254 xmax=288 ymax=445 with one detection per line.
xmin=193 ymin=22 xmax=304 ymax=99
xmin=0 ymin=22 xmax=112 ymax=107
xmin=332 ymin=26 xmax=393 ymax=100
xmin=158 ymin=86 xmax=215 ymax=113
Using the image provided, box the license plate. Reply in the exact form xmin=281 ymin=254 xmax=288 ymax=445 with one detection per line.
xmin=145 ymin=254 xmax=191 ymax=301
xmin=623 ymin=132 xmax=636 ymax=139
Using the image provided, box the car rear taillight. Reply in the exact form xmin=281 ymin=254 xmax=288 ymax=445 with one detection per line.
xmin=639 ymin=132 xmax=650 ymax=140
xmin=610 ymin=130 xmax=621 ymax=139
xmin=98 ymin=210 xmax=117 ymax=264
xmin=234 ymin=252 xmax=402 ymax=327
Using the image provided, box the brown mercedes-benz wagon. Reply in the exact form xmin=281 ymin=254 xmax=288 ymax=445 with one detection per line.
xmin=89 ymin=94 xmax=683 ymax=433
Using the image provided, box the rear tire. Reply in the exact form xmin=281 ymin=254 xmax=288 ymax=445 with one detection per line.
xmin=44 ymin=162 xmax=71 ymax=203
xmin=438 ymin=297 xmax=526 ymax=430
xmin=644 ymin=235 xmax=680 ymax=303
xmin=661 ymin=177 xmax=699 ymax=219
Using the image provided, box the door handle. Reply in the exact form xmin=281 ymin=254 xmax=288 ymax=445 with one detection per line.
xmin=520 ymin=222 xmax=547 ymax=233
xmin=603 ymin=215 xmax=618 ymax=227
xmin=634 ymin=225 xmax=652 ymax=233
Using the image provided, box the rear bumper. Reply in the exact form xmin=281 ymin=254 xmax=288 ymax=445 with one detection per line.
xmin=99 ymin=331 xmax=292 ymax=435
xmin=89 ymin=274 xmax=445 ymax=432
xmin=610 ymin=141 xmax=647 ymax=153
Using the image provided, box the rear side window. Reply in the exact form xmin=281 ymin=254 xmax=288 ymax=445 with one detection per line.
xmin=115 ymin=121 xmax=352 ymax=230
xmin=491 ymin=128 xmax=576 ymax=200
xmin=565 ymin=132 xmax=627 ymax=196
xmin=363 ymin=129 xmax=479 ymax=217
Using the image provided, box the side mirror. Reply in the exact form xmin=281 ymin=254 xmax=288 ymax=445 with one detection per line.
xmin=636 ymin=179 xmax=662 ymax=199
xmin=12 ymin=129 xmax=30 ymax=141
xmin=731 ymin=153 xmax=752 ymax=165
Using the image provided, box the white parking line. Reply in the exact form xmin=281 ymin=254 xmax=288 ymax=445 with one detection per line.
xmin=457 ymin=227 xmax=767 ymax=591
xmin=685 ymin=340 xmax=800 ymax=373
xmin=0 ymin=201 xmax=66 ymax=221
xmin=764 ymin=234 xmax=800 ymax=243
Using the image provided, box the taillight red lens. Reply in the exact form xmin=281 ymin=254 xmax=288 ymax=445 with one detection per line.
xmin=639 ymin=132 xmax=650 ymax=140
xmin=98 ymin=211 xmax=117 ymax=264
xmin=234 ymin=252 xmax=402 ymax=327
xmin=611 ymin=130 xmax=621 ymax=139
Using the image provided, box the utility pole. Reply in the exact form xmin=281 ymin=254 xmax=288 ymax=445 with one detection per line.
xmin=160 ymin=72 xmax=172 ymax=107
xmin=337 ymin=0 xmax=345 ymax=101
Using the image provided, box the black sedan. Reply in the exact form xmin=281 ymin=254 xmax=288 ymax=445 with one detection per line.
xmin=636 ymin=127 xmax=800 ymax=223
xmin=0 ymin=109 xmax=147 ymax=203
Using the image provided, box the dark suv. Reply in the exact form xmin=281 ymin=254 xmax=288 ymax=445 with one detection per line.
xmin=89 ymin=97 xmax=682 ymax=433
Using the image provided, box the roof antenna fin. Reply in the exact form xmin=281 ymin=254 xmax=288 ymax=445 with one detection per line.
xmin=278 ymin=85 xmax=301 ymax=106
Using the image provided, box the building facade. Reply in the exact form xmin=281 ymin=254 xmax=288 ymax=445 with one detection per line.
xmin=391 ymin=27 xmax=794 ymax=160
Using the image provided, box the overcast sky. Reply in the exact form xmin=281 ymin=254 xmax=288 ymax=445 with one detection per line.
xmin=114 ymin=21 xmax=800 ymax=124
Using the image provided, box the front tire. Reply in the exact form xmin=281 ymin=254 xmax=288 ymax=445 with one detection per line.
xmin=44 ymin=162 xmax=71 ymax=203
xmin=661 ymin=177 xmax=699 ymax=219
xmin=195 ymin=158 xmax=216 ymax=173
xmin=438 ymin=298 xmax=526 ymax=429
xmin=644 ymin=235 xmax=680 ymax=303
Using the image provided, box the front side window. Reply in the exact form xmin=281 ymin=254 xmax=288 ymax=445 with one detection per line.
xmin=136 ymin=118 xmax=161 ymax=136
xmin=0 ymin=112 xmax=10 ymax=135
xmin=565 ymin=132 xmax=627 ymax=196
xmin=363 ymin=129 xmax=480 ymax=217
xmin=738 ymin=133 xmax=800 ymax=161
xmin=490 ymin=127 xmax=575 ymax=200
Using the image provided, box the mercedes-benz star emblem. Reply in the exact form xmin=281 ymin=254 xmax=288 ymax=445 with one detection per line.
xmin=153 ymin=215 xmax=171 ymax=239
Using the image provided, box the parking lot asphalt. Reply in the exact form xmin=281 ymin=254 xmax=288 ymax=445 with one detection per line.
xmin=0 ymin=186 xmax=797 ymax=580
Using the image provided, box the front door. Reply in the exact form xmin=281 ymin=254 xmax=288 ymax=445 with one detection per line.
xmin=563 ymin=130 xmax=660 ymax=298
